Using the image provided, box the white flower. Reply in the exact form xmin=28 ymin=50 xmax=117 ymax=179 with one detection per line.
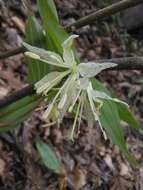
xmin=24 ymin=35 xmax=127 ymax=140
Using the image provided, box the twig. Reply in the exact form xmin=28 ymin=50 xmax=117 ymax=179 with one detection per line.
xmin=99 ymin=56 xmax=143 ymax=70
xmin=1 ymin=56 xmax=143 ymax=108
xmin=66 ymin=0 xmax=143 ymax=29
xmin=0 ymin=84 xmax=35 ymax=108
xmin=0 ymin=46 xmax=24 ymax=59
xmin=0 ymin=0 xmax=143 ymax=59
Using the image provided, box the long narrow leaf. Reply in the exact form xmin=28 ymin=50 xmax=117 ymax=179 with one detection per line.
xmin=37 ymin=0 xmax=68 ymax=54
xmin=91 ymin=78 xmax=137 ymax=165
xmin=25 ymin=14 xmax=49 ymax=83
xmin=0 ymin=95 xmax=40 ymax=132
xmin=116 ymin=103 xmax=140 ymax=131
xmin=91 ymin=78 xmax=140 ymax=131
xmin=100 ymin=100 xmax=137 ymax=165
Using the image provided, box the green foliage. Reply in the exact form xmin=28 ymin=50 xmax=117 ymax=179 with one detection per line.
xmin=91 ymin=79 xmax=139 ymax=165
xmin=25 ymin=14 xmax=49 ymax=83
xmin=117 ymin=103 xmax=140 ymax=131
xmin=37 ymin=0 xmax=68 ymax=54
xmin=0 ymin=95 xmax=40 ymax=132
xmin=36 ymin=140 xmax=61 ymax=174
xmin=100 ymin=101 xmax=137 ymax=165
xmin=91 ymin=79 xmax=140 ymax=131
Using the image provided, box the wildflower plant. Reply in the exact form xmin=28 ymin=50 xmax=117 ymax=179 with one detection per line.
xmin=24 ymin=35 xmax=128 ymax=140
xmin=0 ymin=0 xmax=141 ymax=168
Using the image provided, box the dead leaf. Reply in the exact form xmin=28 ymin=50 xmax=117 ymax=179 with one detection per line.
xmin=0 ymin=158 xmax=6 ymax=176
xmin=59 ymin=174 xmax=67 ymax=190
xmin=0 ymin=70 xmax=22 ymax=90
xmin=73 ymin=166 xmax=86 ymax=190
xmin=0 ymin=87 xmax=9 ymax=98
xmin=110 ymin=176 xmax=133 ymax=190
xmin=104 ymin=154 xmax=114 ymax=171
xmin=119 ymin=163 xmax=129 ymax=176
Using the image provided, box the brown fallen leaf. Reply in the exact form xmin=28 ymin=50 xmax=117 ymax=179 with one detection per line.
xmin=0 ymin=69 xmax=22 ymax=90
xmin=0 ymin=158 xmax=6 ymax=177
xmin=104 ymin=154 xmax=115 ymax=171
xmin=0 ymin=87 xmax=9 ymax=98
xmin=58 ymin=167 xmax=67 ymax=190
xmin=110 ymin=176 xmax=133 ymax=190
xmin=119 ymin=163 xmax=129 ymax=176
xmin=59 ymin=175 xmax=67 ymax=190
xmin=73 ymin=166 xmax=86 ymax=190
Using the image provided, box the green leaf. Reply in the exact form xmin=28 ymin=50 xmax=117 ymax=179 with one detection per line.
xmin=37 ymin=0 xmax=68 ymax=54
xmin=91 ymin=78 xmax=140 ymax=131
xmin=100 ymin=100 xmax=137 ymax=165
xmin=0 ymin=95 xmax=40 ymax=132
xmin=37 ymin=0 xmax=59 ymax=23
xmin=116 ymin=103 xmax=140 ymax=131
xmin=36 ymin=140 xmax=61 ymax=174
xmin=91 ymin=78 xmax=137 ymax=165
xmin=91 ymin=78 xmax=110 ymax=94
xmin=25 ymin=14 xmax=49 ymax=83
xmin=0 ymin=113 xmax=32 ymax=132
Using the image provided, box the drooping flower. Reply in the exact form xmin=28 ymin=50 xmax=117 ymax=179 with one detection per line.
xmin=24 ymin=35 xmax=127 ymax=140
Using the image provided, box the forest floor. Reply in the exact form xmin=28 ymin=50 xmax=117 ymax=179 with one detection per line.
xmin=0 ymin=0 xmax=143 ymax=189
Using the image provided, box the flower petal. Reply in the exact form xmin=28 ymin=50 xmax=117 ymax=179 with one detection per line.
xmin=23 ymin=42 xmax=69 ymax=68
xmin=35 ymin=70 xmax=70 ymax=94
xmin=78 ymin=62 xmax=117 ymax=78
xmin=42 ymin=77 xmax=71 ymax=120
xmin=91 ymin=90 xmax=128 ymax=107
xmin=58 ymin=75 xmax=77 ymax=119
xmin=78 ymin=77 xmax=90 ymax=90
xmin=87 ymin=82 xmax=99 ymax=120
xmin=62 ymin=35 xmax=78 ymax=67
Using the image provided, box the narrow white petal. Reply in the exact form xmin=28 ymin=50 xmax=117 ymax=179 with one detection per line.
xmin=35 ymin=70 xmax=70 ymax=94
xmin=42 ymin=77 xmax=71 ymax=120
xmin=58 ymin=93 xmax=67 ymax=109
xmin=62 ymin=35 xmax=79 ymax=49
xmin=78 ymin=78 xmax=90 ymax=90
xmin=25 ymin=52 xmax=40 ymax=59
xmin=23 ymin=42 xmax=69 ymax=68
xmin=91 ymin=90 xmax=128 ymax=107
xmin=62 ymin=35 xmax=78 ymax=67
xmin=87 ymin=83 xmax=99 ymax=120
xmin=78 ymin=62 xmax=117 ymax=78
